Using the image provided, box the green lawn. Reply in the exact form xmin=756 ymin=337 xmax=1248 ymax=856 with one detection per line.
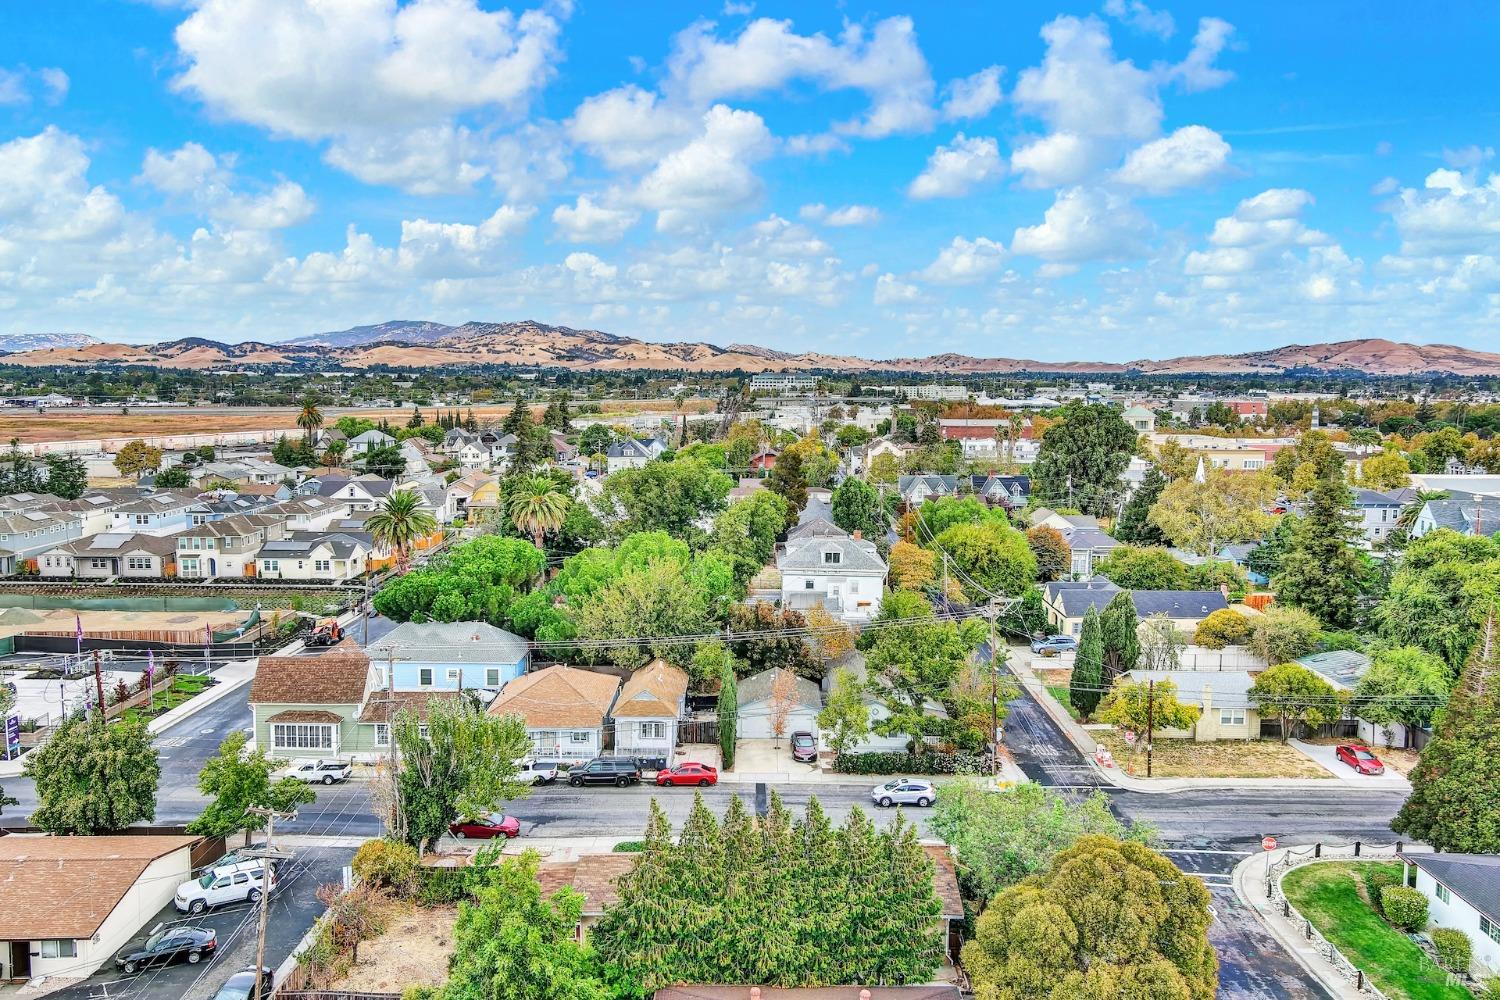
xmin=1281 ymin=862 xmax=1473 ymax=1000
xmin=1044 ymin=685 xmax=1083 ymax=722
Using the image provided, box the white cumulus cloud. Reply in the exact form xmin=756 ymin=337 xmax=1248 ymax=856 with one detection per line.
xmin=1011 ymin=187 xmax=1151 ymax=262
xmin=1113 ymin=125 xmax=1231 ymax=193
xmin=908 ymin=134 xmax=1003 ymax=199
xmin=917 ymin=236 xmax=1007 ymax=285
xmin=552 ymin=195 xmax=640 ymax=244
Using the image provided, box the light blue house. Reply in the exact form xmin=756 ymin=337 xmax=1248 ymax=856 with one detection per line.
xmin=369 ymin=621 xmax=529 ymax=693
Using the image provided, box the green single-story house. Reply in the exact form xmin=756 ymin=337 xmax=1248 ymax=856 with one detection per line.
xmin=249 ymin=641 xmax=386 ymax=761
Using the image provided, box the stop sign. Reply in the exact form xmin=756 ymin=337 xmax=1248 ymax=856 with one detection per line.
xmin=1262 ymin=836 xmax=1278 ymax=852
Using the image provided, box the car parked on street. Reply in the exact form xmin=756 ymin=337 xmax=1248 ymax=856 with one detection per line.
xmin=212 ymin=967 xmax=274 ymax=1000
xmin=448 ymin=813 xmax=521 ymax=839
xmin=518 ymin=759 xmax=559 ymax=785
xmin=115 ymin=926 xmax=217 ymax=974
xmin=175 ymin=860 xmax=276 ymax=914
xmin=655 ymin=762 xmax=718 ymax=787
xmin=1030 ymin=635 xmax=1078 ymax=655
xmin=568 ymin=756 xmax=643 ymax=787
xmin=870 ymin=778 xmax=937 ymax=808
xmin=790 ymin=731 xmax=818 ymax=763
xmin=1335 ymin=744 xmax=1386 ymax=775
xmin=277 ymin=758 xmax=351 ymax=785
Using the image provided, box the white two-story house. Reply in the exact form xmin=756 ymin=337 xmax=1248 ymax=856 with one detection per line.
xmin=107 ymin=491 xmax=199 ymax=537
xmin=176 ymin=513 xmax=286 ymax=579
xmin=776 ymin=516 xmax=888 ymax=623
xmin=257 ymin=532 xmax=370 ymax=582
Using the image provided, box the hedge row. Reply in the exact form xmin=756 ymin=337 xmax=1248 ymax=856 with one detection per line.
xmin=832 ymin=751 xmax=986 ymax=775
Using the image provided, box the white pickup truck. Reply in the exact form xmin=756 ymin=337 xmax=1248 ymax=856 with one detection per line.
xmin=278 ymin=758 xmax=352 ymax=785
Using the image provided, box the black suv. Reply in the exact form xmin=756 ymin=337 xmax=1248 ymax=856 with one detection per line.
xmin=567 ymin=756 xmax=642 ymax=787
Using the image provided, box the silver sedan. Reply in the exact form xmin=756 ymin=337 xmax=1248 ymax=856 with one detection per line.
xmin=870 ymin=778 xmax=938 ymax=808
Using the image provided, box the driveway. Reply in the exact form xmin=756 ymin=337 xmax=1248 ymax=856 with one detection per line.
xmin=728 ymin=739 xmax=819 ymax=780
xmin=1289 ymin=739 xmax=1411 ymax=789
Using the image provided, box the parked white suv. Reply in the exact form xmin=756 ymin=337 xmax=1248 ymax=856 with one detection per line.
xmin=278 ymin=758 xmax=351 ymax=785
xmin=518 ymin=758 xmax=558 ymax=785
xmin=175 ymin=861 xmax=276 ymax=914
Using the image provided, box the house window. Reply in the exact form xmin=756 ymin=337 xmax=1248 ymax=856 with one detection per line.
xmin=446 ymin=667 xmax=461 ymax=682
xmin=134 ymin=514 xmax=149 ymax=525
xmin=418 ymin=667 xmax=434 ymax=686
xmin=640 ymin=722 xmax=666 ymax=740
xmin=485 ymin=667 xmax=501 ymax=687
xmin=823 ymin=550 xmax=841 ymax=565
xmin=1220 ymin=708 xmax=1245 ymax=727
xmin=1483 ymin=915 xmax=1500 ymax=944
xmin=272 ymin=723 xmax=335 ymax=751
xmin=264 ymin=560 xmax=279 ymax=572
xmin=570 ymin=731 xmax=590 ymax=743
xmin=804 ymin=579 xmax=814 ymax=589
xmin=314 ymin=560 xmax=331 ymax=573
xmin=39 ymin=939 xmax=77 ymax=959
xmin=90 ymin=558 xmax=110 ymax=569
xmin=373 ymin=723 xmax=390 ymax=747
xmin=1436 ymin=882 xmax=1451 ymax=904
xmin=126 ymin=557 xmax=152 ymax=571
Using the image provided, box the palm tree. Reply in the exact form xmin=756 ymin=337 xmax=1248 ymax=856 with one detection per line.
xmin=323 ymin=439 xmax=348 ymax=469
xmin=508 ymin=474 xmax=571 ymax=549
xmin=297 ymin=398 xmax=324 ymax=449
xmin=367 ymin=489 xmax=438 ymax=572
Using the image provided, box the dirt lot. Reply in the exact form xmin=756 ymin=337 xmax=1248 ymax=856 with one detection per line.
xmin=0 ymin=398 xmax=716 ymax=443
xmin=331 ymin=901 xmax=458 ymax=993
xmin=1095 ymin=732 xmax=1333 ymax=779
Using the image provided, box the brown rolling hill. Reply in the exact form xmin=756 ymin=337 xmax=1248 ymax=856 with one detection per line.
xmin=1 ymin=322 xmax=1496 ymax=376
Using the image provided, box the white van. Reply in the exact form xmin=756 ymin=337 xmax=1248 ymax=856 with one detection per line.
xmin=174 ymin=860 xmax=276 ymax=914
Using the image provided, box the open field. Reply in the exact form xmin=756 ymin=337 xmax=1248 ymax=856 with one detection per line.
xmin=327 ymin=901 xmax=457 ymax=994
xmin=0 ymin=398 xmax=717 ymax=444
xmin=1095 ymin=732 xmax=1333 ymax=779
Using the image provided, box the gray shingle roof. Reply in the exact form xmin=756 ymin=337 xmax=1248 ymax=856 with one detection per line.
xmin=1126 ymin=669 xmax=1255 ymax=701
xmin=1295 ymin=650 xmax=1371 ymax=691
xmin=1131 ymin=590 xmax=1229 ymax=618
xmin=1405 ymin=853 xmax=1500 ymax=925
xmin=372 ymin=621 xmax=528 ymax=663
xmin=1421 ymin=497 xmax=1500 ymax=537
xmin=778 ymin=531 xmax=887 ymax=575
xmin=737 ymin=667 xmax=821 ymax=712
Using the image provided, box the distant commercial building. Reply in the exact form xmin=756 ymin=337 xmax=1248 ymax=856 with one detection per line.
xmin=749 ymin=373 xmax=819 ymax=392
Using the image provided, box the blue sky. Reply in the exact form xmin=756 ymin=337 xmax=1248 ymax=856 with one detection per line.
xmin=1 ymin=0 xmax=1498 ymax=361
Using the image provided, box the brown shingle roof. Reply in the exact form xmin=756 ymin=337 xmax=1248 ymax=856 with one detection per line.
xmin=612 ymin=659 xmax=688 ymax=719
xmin=923 ymin=845 xmax=964 ymax=919
xmin=356 ymin=690 xmax=460 ymax=723
xmin=266 ymin=709 xmax=342 ymax=724
xmin=0 ymin=835 xmax=199 ymax=939
xmin=486 ymin=666 xmax=620 ymax=728
xmin=249 ymin=647 xmax=370 ymax=706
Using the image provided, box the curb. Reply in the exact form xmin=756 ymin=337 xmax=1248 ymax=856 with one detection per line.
xmin=147 ymin=670 xmax=253 ymax=736
xmin=1231 ymin=848 xmax=1358 ymax=1000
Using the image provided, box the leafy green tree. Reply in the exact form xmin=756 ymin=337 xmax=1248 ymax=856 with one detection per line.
xmin=914 ymin=495 xmax=990 ymax=538
xmin=600 ymin=458 xmax=733 ymax=542
xmin=153 ymin=464 xmax=192 ymax=489
xmin=390 ymin=697 xmax=532 ymax=855
xmin=1273 ymin=474 xmax=1366 ymax=628
xmin=1069 ymin=608 xmax=1105 ymax=719
xmin=709 ymin=491 xmax=790 ymax=586
xmin=360 ymin=443 xmax=407 ymax=479
xmin=1246 ymin=515 xmax=1296 ymax=580
xmin=1270 ymin=430 xmax=1345 ymax=495
xmin=1100 ymin=589 xmax=1140 ymax=681
xmin=367 ymin=489 xmax=439 ymax=571
xmin=817 ymin=667 xmax=870 ymax=757
xmin=963 ymin=835 xmax=1217 ymax=1000
xmin=1248 ymin=662 xmax=1343 ymax=742
xmin=113 ymin=439 xmax=163 ymax=477
xmin=765 ymin=448 xmax=809 ymax=511
xmin=1352 ymin=645 xmax=1451 ymax=745
xmin=1115 ymin=463 xmax=1169 ymax=544
xmin=271 ymin=435 xmax=316 ymax=468
xmin=0 ymin=782 xmax=16 ymax=817
xmin=1096 ymin=676 xmax=1200 ymax=744
xmin=867 ymin=451 xmax=899 ymax=485
xmin=1030 ymin=402 xmax=1136 ymax=518
xmin=188 ymin=731 xmax=316 ymax=839
xmin=578 ymin=555 xmax=733 ymax=668
xmin=1394 ymin=614 xmax=1500 ymax=852
xmin=1377 ymin=529 xmax=1500 ymax=672
xmin=829 ymin=476 xmax=886 ymax=539
xmin=889 ymin=539 xmax=937 ymax=591
xmin=1249 ymin=606 xmax=1321 ymax=665
xmin=442 ymin=848 xmax=609 ymax=1000
xmin=508 ymin=474 xmax=571 ymax=549
xmin=373 ymin=534 xmax=545 ymax=626
xmin=1193 ymin=608 xmax=1252 ymax=649
xmin=1095 ymin=545 xmax=1193 ymax=590
xmin=1026 ymin=525 xmax=1070 ymax=582
xmin=578 ymin=423 xmax=613 ymax=457
xmin=929 ymin=780 xmax=1150 ymax=904
xmin=1149 ymin=468 xmax=1276 ymax=557
xmin=25 ymin=716 xmax=159 ymax=835
xmin=726 ymin=602 xmax=819 ymax=679
xmin=864 ymin=602 xmax=988 ymax=749
xmin=933 ymin=520 xmax=1037 ymax=599
xmin=42 ymin=453 xmax=88 ymax=499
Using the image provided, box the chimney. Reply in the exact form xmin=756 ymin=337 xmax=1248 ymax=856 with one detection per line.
xmin=853 ymin=529 xmax=862 ymax=540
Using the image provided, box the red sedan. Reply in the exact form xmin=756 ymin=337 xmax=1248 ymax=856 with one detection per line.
xmin=448 ymin=813 xmax=521 ymax=839
xmin=655 ymin=762 xmax=719 ymax=787
xmin=1335 ymin=745 xmax=1386 ymax=775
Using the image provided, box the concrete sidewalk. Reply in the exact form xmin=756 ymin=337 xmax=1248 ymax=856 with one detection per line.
xmin=1233 ymin=842 xmax=1430 ymax=999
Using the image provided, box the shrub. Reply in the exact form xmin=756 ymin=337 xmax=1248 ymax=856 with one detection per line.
xmin=402 ymin=987 xmax=441 ymax=1000
xmin=833 ymin=751 xmax=986 ymax=775
xmin=1432 ymin=927 xmax=1471 ymax=972
xmin=1362 ymin=865 xmax=1401 ymax=913
xmin=613 ymin=840 xmax=646 ymax=853
xmin=1380 ymin=885 xmax=1429 ymax=930
xmin=1192 ymin=609 xmax=1252 ymax=649
xmin=351 ymin=838 xmax=420 ymax=896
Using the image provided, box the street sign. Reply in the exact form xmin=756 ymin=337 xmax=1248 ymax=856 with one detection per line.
xmin=1262 ymin=836 xmax=1278 ymax=852
xmin=1123 ymin=730 xmax=1137 ymax=746
xmin=2 ymin=714 xmax=19 ymax=762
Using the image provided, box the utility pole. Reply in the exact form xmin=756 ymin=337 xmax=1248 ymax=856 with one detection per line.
xmin=91 ymin=650 xmax=106 ymax=721
xmin=989 ymin=606 xmax=999 ymax=777
xmin=361 ymin=575 xmax=371 ymax=647
xmin=1146 ymin=678 xmax=1155 ymax=779
xmin=243 ymin=807 xmax=296 ymax=1000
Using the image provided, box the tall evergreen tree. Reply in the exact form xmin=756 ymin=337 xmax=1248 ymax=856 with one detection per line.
xmin=1101 ymin=590 xmax=1140 ymax=682
xmin=43 ymin=453 xmax=88 ymax=500
xmin=502 ymin=396 xmax=532 ymax=438
xmin=1273 ymin=474 xmax=1365 ymax=628
xmin=1070 ymin=607 xmax=1105 ymax=719
xmin=1030 ymin=402 xmax=1136 ymax=518
xmin=1394 ymin=613 xmax=1500 ymax=852
xmin=1115 ymin=464 xmax=1168 ymax=544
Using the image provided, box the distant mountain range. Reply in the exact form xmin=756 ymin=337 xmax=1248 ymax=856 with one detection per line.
xmin=0 ymin=321 xmax=1497 ymax=377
